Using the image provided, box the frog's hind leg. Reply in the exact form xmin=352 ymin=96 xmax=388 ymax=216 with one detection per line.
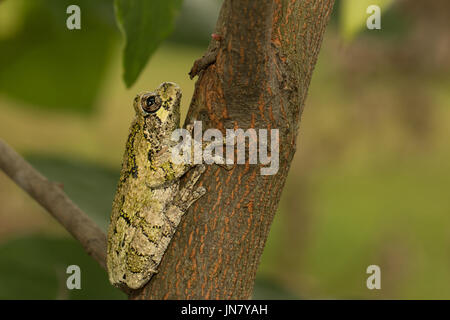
xmin=177 ymin=164 xmax=206 ymax=211
xmin=164 ymin=164 xmax=206 ymax=226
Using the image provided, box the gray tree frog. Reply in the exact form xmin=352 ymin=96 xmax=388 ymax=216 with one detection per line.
xmin=107 ymin=82 xmax=205 ymax=290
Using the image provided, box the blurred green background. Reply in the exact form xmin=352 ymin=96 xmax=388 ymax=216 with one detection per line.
xmin=1 ymin=0 xmax=449 ymax=299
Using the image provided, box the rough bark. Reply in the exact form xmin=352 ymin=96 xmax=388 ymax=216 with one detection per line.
xmin=131 ymin=0 xmax=334 ymax=300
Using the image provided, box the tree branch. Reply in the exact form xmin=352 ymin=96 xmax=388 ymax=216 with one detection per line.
xmin=0 ymin=139 xmax=107 ymax=271
xmin=132 ymin=0 xmax=335 ymax=300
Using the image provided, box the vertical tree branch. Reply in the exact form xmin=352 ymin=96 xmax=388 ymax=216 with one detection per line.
xmin=132 ymin=0 xmax=334 ymax=299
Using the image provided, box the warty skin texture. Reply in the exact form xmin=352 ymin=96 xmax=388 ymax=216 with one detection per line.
xmin=107 ymin=82 xmax=205 ymax=290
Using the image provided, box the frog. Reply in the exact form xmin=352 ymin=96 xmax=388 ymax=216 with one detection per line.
xmin=106 ymin=82 xmax=206 ymax=290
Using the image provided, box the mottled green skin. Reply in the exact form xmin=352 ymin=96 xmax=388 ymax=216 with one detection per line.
xmin=107 ymin=82 xmax=205 ymax=290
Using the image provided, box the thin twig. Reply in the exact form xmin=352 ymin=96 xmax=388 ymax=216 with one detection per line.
xmin=188 ymin=35 xmax=221 ymax=79
xmin=189 ymin=48 xmax=218 ymax=79
xmin=0 ymin=139 xmax=107 ymax=270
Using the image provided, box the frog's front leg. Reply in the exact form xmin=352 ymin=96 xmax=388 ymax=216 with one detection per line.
xmin=146 ymin=158 xmax=192 ymax=189
xmin=186 ymin=122 xmax=234 ymax=171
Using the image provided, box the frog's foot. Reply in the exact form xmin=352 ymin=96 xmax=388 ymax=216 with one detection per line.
xmin=186 ymin=122 xmax=196 ymax=136
xmin=176 ymin=164 xmax=206 ymax=212
xmin=186 ymin=123 xmax=192 ymax=134
xmin=216 ymin=160 xmax=234 ymax=171
xmin=199 ymin=139 xmax=234 ymax=171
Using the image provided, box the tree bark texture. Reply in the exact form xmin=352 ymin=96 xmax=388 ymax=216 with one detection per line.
xmin=131 ymin=0 xmax=335 ymax=300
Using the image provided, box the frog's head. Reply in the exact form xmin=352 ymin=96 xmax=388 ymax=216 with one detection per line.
xmin=133 ymin=82 xmax=182 ymax=132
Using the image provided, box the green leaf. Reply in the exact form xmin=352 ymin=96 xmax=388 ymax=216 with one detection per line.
xmin=26 ymin=155 xmax=120 ymax=231
xmin=0 ymin=235 xmax=126 ymax=299
xmin=0 ymin=0 xmax=117 ymax=113
xmin=339 ymin=0 xmax=394 ymax=42
xmin=115 ymin=0 xmax=183 ymax=87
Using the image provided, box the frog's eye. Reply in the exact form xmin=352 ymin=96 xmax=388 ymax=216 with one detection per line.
xmin=141 ymin=94 xmax=161 ymax=113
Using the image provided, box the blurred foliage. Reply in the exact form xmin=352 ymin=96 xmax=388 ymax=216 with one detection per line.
xmin=0 ymin=0 xmax=215 ymax=110
xmin=0 ymin=235 xmax=126 ymax=299
xmin=339 ymin=0 xmax=394 ymax=41
xmin=252 ymin=277 xmax=300 ymax=300
xmin=0 ymin=0 xmax=117 ymax=114
xmin=115 ymin=0 xmax=183 ymax=87
xmin=26 ymin=156 xmax=119 ymax=231
xmin=1 ymin=0 xmax=450 ymax=300
xmin=170 ymin=0 xmax=221 ymax=46
xmin=0 ymin=155 xmax=122 ymax=299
